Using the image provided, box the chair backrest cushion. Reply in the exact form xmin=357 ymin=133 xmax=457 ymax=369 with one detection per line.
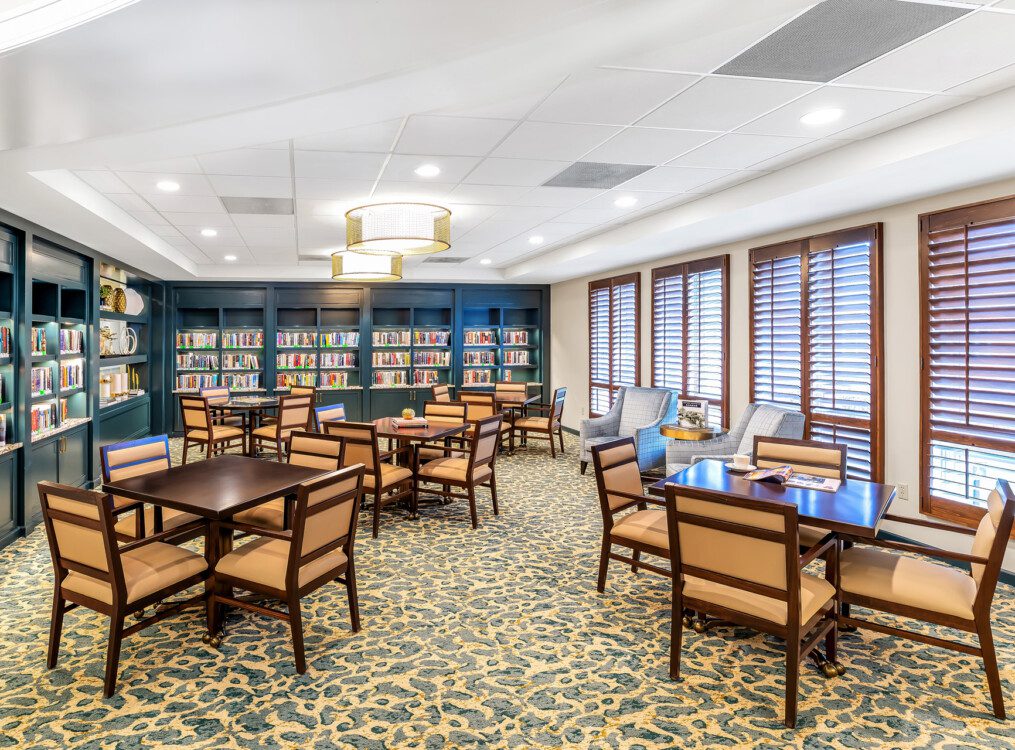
xmin=971 ymin=487 xmax=1005 ymax=586
xmin=495 ymin=382 xmax=526 ymax=396
xmin=470 ymin=415 xmax=502 ymax=465
xmin=290 ymin=386 xmax=315 ymax=397
xmin=737 ymin=404 xmax=803 ymax=454
xmin=617 ymin=387 xmax=670 ymax=437
xmin=180 ymin=396 xmax=211 ymax=431
xmin=288 ymin=432 xmax=343 ymax=471
xmin=299 ymin=472 xmax=361 ymax=556
xmin=325 ymin=422 xmax=377 ymax=472
xmin=41 ymin=485 xmax=111 ymax=574
xmin=102 ymin=436 xmax=171 ymax=482
xmin=593 ymin=439 xmax=643 ymax=512
xmin=432 ymin=384 xmax=451 ymax=402
xmin=314 ymin=403 xmax=346 ymax=430
xmin=200 ymin=386 xmax=230 ymax=405
xmin=459 ymin=392 xmax=496 ymax=420
xmin=424 ymin=401 xmax=468 ymax=424
xmin=279 ymin=395 xmax=313 ymax=429
xmin=754 ymin=438 xmax=846 ymax=480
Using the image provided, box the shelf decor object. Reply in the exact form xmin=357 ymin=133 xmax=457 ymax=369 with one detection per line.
xmin=345 ymin=202 xmax=451 ymax=256
xmin=331 ymin=250 xmax=402 ymax=282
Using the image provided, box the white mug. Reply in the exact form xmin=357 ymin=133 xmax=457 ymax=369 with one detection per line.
xmin=732 ymin=453 xmax=751 ymax=469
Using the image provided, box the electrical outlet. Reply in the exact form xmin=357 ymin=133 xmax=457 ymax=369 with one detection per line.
xmin=895 ymin=483 xmax=909 ymax=503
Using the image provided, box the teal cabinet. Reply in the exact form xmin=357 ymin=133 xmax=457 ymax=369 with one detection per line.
xmin=0 ymin=453 xmax=17 ymax=546
xmin=24 ymin=425 xmax=89 ymax=531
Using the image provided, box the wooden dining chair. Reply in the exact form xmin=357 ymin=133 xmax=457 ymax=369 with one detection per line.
xmin=591 ymin=437 xmax=669 ymax=591
xmin=200 ymin=385 xmax=245 ymax=430
xmin=233 ymin=431 xmax=346 ymax=531
xmin=210 ymin=466 xmax=365 ymax=673
xmin=290 ymin=385 xmax=317 ymax=399
xmin=251 ymin=394 xmax=314 ymax=461
xmin=753 ymin=436 xmax=846 ymax=550
xmin=514 ymin=386 xmax=567 ymax=458
xmin=100 ymin=435 xmax=202 ymax=543
xmin=663 ymin=482 xmax=839 ymax=728
xmin=180 ymin=395 xmax=246 ymax=464
xmin=324 ymin=421 xmax=413 ymax=538
xmin=459 ymin=391 xmax=512 ymax=452
xmin=418 ymin=400 xmax=469 ymax=461
xmin=414 ymin=413 xmax=503 ymax=529
xmin=39 ymin=482 xmax=208 ymax=697
xmin=837 ymin=479 xmax=1015 ymax=719
xmin=314 ymin=402 xmax=346 ymax=431
xmin=431 ymin=384 xmax=451 ymax=402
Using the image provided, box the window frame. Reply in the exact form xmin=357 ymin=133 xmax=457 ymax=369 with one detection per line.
xmin=919 ymin=194 xmax=1015 ymax=527
xmin=650 ymin=254 xmax=730 ymax=429
xmin=588 ymin=272 xmax=641 ymax=416
xmin=748 ymin=223 xmax=885 ymax=482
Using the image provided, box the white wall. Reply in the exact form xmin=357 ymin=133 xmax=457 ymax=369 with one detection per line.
xmin=551 ymin=176 xmax=1015 ymax=572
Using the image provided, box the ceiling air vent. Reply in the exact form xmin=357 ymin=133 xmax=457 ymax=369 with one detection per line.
xmin=423 ymin=256 xmax=467 ymax=264
xmin=542 ymin=162 xmax=651 ymax=190
xmin=715 ymin=0 xmax=968 ymax=83
xmin=222 ymin=197 xmax=294 ymax=215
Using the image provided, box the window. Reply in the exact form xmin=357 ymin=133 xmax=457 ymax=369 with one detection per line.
xmin=589 ymin=273 xmax=639 ymax=415
xmin=749 ymin=225 xmax=883 ymax=480
xmin=652 ymin=255 xmax=729 ymax=428
xmin=921 ymin=196 xmax=1015 ymax=525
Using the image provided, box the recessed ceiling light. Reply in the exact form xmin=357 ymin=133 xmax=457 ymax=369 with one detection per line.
xmin=479 ymin=258 xmax=492 ymax=265
xmin=800 ymin=107 xmax=844 ymax=126
xmin=156 ymin=180 xmax=180 ymax=192
xmin=223 ymin=254 xmax=237 ymax=262
xmin=414 ymin=164 xmax=441 ymax=178
xmin=614 ymin=195 xmax=638 ymax=208
xmin=200 ymin=228 xmax=218 ymax=238
xmin=528 ymin=235 xmax=544 ymax=245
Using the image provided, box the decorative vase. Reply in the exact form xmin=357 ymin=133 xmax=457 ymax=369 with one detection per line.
xmin=112 ymin=288 xmax=128 ymax=314
xmin=401 ymin=408 xmax=415 ymax=419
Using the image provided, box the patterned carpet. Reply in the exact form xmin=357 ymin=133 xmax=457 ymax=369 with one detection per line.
xmin=0 ymin=434 xmax=1013 ymax=749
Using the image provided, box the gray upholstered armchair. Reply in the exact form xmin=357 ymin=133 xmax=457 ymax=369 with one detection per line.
xmin=579 ymin=387 xmax=677 ymax=474
xmin=664 ymin=403 xmax=805 ymax=474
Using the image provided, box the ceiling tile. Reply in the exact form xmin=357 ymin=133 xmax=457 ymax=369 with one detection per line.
xmin=75 ymin=170 xmax=132 ymax=193
xmin=370 ymin=181 xmax=455 ymax=202
xmin=490 ymin=122 xmax=620 ymax=161
xmin=490 ymin=206 xmax=564 ymax=224
xmin=198 ymin=148 xmax=291 ymax=177
xmin=637 ymin=77 xmax=815 ymax=131
xmin=250 ymin=140 xmax=290 ymax=150
xmin=583 ymin=127 xmax=717 ymax=165
xmin=110 ymin=156 xmax=205 ymax=174
xmin=180 ymin=226 xmax=245 ymax=245
xmin=119 ymin=171 xmax=216 ymax=196
xmin=513 ymin=186 xmax=603 ymax=208
xmin=947 ymin=61 xmax=1015 ymax=96
xmin=293 ymin=178 xmax=375 ymax=201
xmin=829 ymin=94 xmax=972 ymax=140
xmin=834 ymin=11 xmax=1015 ymax=92
xmin=456 ymin=219 xmax=532 ymax=246
xmin=447 ymin=183 xmax=533 ymax=205
xmin=432 ymin=83 xmax=563 ymax=119
xmin=207 ymin=175 xmax=293 ymax=199
xmin=145 ymin=194 xmax=225 ymax=213
xmin=617 ymin=166 xmax=735 ymax=192
xmin=295 ymin=119 xmax=402 ymax=152
xmin=160 ymin=212 xmax=234 ymax=227
xmin=395 ymin=116 xmax=517 ymax=157
xmin=293 ymin=151 xmax=387 ymax=180
xmin=151 ymin=225 xmax=185 ymax=239
xmin=670 ymin=133 xmax=811 ymax=169
xmin=747 ymin=138 xmax=846 ymax=171
xmin=579 ymin=189 xmax=674 ymax=210
xmin=463 ymin=158 xmax=571 ymax=187
xmin=230 ymin=213 xmax=296 ymax=229
xmin=380 ymin=154 xmax=482 ymax=183
xmin=695 ymin=170 xmax=767 ymax=194
xmin=239 ymin=226 xmax=296 ymax=248
xmin=553 ymin=206 xmax=634 ymax=224
xmin=738 ymin=86 xmax=927 ymax=138
xmin=106 ymin=193 xmax=153 ymax=212
xmin=126 ymin=210 xmax=169 ymax=226
xmin=529 ymin=68 xmax=698 ymax=125
xmin=296 ymin=198 xmax=355 ymax=217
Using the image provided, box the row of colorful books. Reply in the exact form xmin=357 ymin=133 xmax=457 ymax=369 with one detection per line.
xmin=31 ymin=366 xmax=53 ymax=395
xmin=372 ymin=330 xmax=411 ymax=347
xmin=413 ymin=330 xmax=450 ymax=346
xmin=59 ymin=329 xmax=85 ymax=354
xmin=503 ymin=351 xmax=530 ymax=365
xmin=31 ymin=327 xmax=47 ymax=355
xmin=463 ymin=351 xmax=496 ymax=365
xmin=222 ymin=331 xmax=263 ymax=349
xmin=177 ymin=354 xmax=219 ymax=370
xmin=412 ymin=351 xmax=451 ymax=366
xmin=464 ymin=330 xmax=496 ymax=345
xmin=277 ymin=331 xmax=317 ymax=348
xmin=59 ymin=362 xmax=85 ymax=390
xmin=223 ymin=354 xmax=260 ymax=370
xmin=176 ymin=332 xmax=217 ymax=349
xmin=277 ymin=353 xmax=317 ymax=369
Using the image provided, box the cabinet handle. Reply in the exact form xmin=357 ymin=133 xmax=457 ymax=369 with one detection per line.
xmin=58 ymin=437 xmax=66 ymax=454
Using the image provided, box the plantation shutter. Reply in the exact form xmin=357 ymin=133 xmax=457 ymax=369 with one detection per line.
xmin=652 ymin=255 xmax=729 ymax=428
xmin=922 ymin=197 xmax=1015 ymax=521
xmin=589 ymin=273 xmax=640 ymax=415
xmin=750 ymin=226 xmax=883 ymax=480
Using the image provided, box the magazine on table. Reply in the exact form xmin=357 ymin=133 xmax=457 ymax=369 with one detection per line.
xmin=742 ymin=464 xmax=841 ymax=492
xmin=391 ymin=417 xmax=429 ymax=428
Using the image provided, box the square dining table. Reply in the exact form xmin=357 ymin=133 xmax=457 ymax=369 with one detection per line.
xmin=104 ymin=454 xmax=328 ymax=632
xmin=647 ymin=458 xmax=896 ymax=538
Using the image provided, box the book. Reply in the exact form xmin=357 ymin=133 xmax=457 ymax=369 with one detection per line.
xmin=391 ymin=417 xmax=428 ymax=428
xmin=678 ymin=398 xmax=709 ymax=429
xmin=743 ymin=464 xmax=841 ymax=492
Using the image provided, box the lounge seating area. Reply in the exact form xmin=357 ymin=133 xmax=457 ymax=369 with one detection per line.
xmin=1 ymin=3 xmax=1014 ymax=747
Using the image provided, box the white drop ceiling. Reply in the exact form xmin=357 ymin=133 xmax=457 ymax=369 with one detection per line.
xmin=3 ymin=0 xmax=1015 ymax=282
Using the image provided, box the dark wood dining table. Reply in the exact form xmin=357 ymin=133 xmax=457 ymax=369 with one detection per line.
xmin=104 ymin=454 xmax=327 ymax=634
xmin=214 ymin=397 xmax=280 ymax=455
xmin=647 ymin=459 xmax=896 ymax=538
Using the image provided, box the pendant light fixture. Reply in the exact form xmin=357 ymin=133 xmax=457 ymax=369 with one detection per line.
xmin=331 ymin=250 xmax=403 ymax=281
xmin=345 ymin=202 xmax=451 ymax=256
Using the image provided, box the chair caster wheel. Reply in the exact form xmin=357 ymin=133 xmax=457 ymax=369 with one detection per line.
xmin=833 ymin=662 xmax=846 ymax=676
xmin=821 ymin=662 xmax=838 ymax=678
xmin=134 ymin=609 xmax=146 ymax=620
xmin=692 ymin=620 xmax=707 ymax=634
xmin=201 ymin=633 xmax=212 ymax=644
xmin=209 ymin=636 xmax=222 ymax=648
xmin=681 ymin=615 xmax=692 ymax=628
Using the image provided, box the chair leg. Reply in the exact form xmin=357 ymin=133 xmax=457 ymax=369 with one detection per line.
xmin=289 ymin=597 xmax=307 ymax=674
xmin=181 ymin=439 xmax=190 ymax=465
xmin=489 ymin=473 xmax=499 ymax=516
xmin=206 ymin=440 xmax=213 ymax=460
xmin=549 ymin=430 xmax=556 ymax=458
xmin=275 ymin=436 xmax=283 ymax=462
xmin=47 ymin=589 xmax=65 ymax=669
xmin=978 ymin=620 xmax=1007 ymax=719
xmin=631 ymin=549 xmax=641 ymax=574
xmin=372 ymin=490 xmax=381 ymax=539
xmin=346 ymin=561 xmax=361 ymax=633
xmin=103 ymin=614 xmax=125 ymax=698
xmin=784 ymin=635 xmax=800 ymax=728
xmin=580 ymin=461 xmax=588 ymax=475
xmin=558 ymin=427 xmax=565 ymax=454
xmin=467 ymin=486 xmax=478 ymax=529
xmin=596 ymin=534 xmax=610 ymax=592
xmin=670 ymin=600 xmax=683 ymax=680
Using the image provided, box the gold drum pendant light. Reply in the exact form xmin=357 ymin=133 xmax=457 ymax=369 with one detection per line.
xmin=331 ymin=250 xmax=403 ymax=282
xmin=345 ymin=202 xmax=451 ymax=256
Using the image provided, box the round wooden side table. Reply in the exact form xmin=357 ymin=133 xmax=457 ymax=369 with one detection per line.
xmin=659 ymin=424 xmax=724 ymax=441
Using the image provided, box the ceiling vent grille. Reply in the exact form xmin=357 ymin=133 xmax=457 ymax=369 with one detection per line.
xmin=423 ymin=256 xmax=467 ymax=264
xmin=715 ymin=0 xmax=968 ymax=83
xmin=222 ymin=196 xmax=294 ymax=215
xmin=542 ymin=161 xmax=651 ymax=190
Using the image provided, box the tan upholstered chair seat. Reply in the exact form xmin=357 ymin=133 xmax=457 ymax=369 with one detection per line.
xmin=683 ymin=572 xmax=834 ymax=626
xmin=252 ymin=425 xmax=297 ymax=440
xmin=61 ymin=542 xmax=207 ymax=605
xmin=514 ymin=416 xmax=549 ymax=430
xmin=113 ymin=507 xmax=201 ymax=538
xmin=215 ymin=537 xmax=347 ymax=591
xmin=610 ymin=509 xmax=668 ymax=550
xmin=364 ymin=463 xmax=413 ymax=490
xmin=464 ymin=421 xmax=511 ymax=436
xmin=187 ymin=425 xmax=244 ymax=441
xmin=839 ymin=546 xmax=977 ymax=620
xmin=418 ymin=457 xmax=492 ymax=484
xmin=233 ymin=498 xmax=286 ymax=530
xmin=417 ymin=446 xmax=466 ymax=461
xmin=798 ymin=525 xmax=829 ymax=548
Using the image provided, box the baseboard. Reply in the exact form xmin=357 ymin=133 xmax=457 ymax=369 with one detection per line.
xmin=563 ymin=426 xmax=579 ymax=436
xmin=877 ymin=529 xmax=1015 ymax=587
